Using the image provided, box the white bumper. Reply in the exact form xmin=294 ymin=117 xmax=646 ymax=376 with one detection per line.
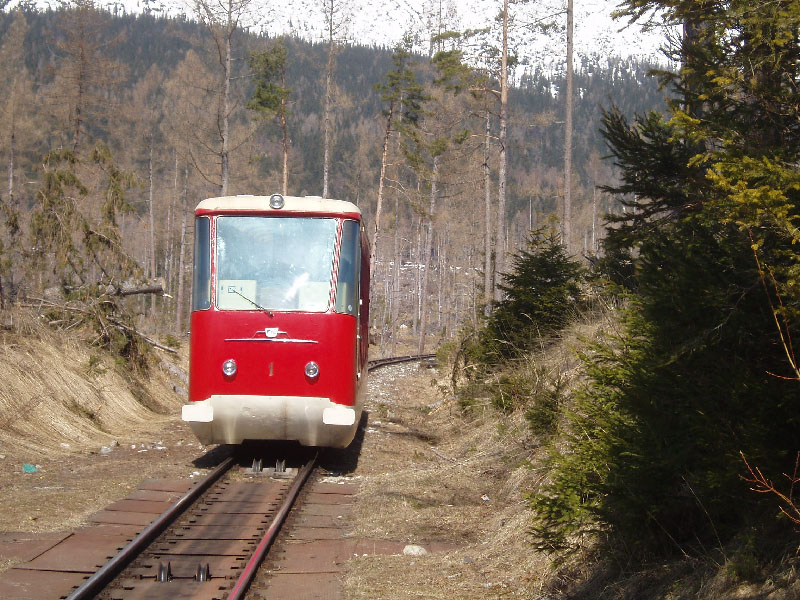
xmin=182 ymin=395 xmax=361 ymax=448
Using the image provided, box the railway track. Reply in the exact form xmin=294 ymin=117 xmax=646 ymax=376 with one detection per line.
xmin=20 ymin=353 xmax=433 ymax=600
xmin=367 ymin=353 xmax=436 ymax=371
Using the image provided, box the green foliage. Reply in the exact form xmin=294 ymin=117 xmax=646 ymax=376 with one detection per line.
xmin=247 ymin=41 xmax=290 ymax=122
xmin=451 ymin=234 xmax=579 ymax=444
xmin=30 ymin=149 xmax=89 ymax=276
xmin=491 ymin=372 xmax=530 ymax=413
xmin=430 ymin=43 xmax=489 ymax=101
xmin=529 ymin=332 xmax=636 ymax=554
xmin=476 ymin=366 xmax=565 ymax=436
xmin=725 ymin=531 xmax=761 ymax=581
xmin=534 ymin=0 xmax=800 ymax=561
xmin=30 ymin=145 xmax=148 ymax=369
xmin=480 ymin=230 xmax=583 ymax=364
xmin=525 ymin=376 xmax=564 ymax=437
xmin=547 ymin=223 xmax=799 ymax=556
xmin=373 ymin=35 xmax=427 ymax=131
xmin=161 ymin=333 xmax=180 ymax=349
xmin=89 ymin=143 xmax=136 ymax=243
xmin=31 ymin=146 xmax=137 ymax=283
xmin=598 ymin=108 xmax=705 ymax=255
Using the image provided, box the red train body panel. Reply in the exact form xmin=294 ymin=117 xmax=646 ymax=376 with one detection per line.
xmin=183 ymin=195 xmax=370 ymax=448
xmin=189 ymin=311 xmax=359 ymax=405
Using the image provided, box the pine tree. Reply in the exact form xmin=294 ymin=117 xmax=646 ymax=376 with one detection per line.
xmin=370 ymin=36 xmax=427 ymax=281
xmin=248 ymin=40 xmax=291 ymax=195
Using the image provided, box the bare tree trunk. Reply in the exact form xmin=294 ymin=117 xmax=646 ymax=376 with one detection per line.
xmin=495 ymin=0 xmax=509 ymax=302
xmin=437 ymin=236 xmax=442 ymax=331
xmin=379 ymin=265 xmax=390 ymax=357
xmin=413 ymin=211 xmax=421 ymax=336
xmin=221 ymin=8 xmax=232 ymax=195
xmin=5 ymin=81 xmax=17 ymax=303
xmin=469 ymin=248 xmax=477 ymax=327
xmin=440 ymin=228 xmax=450 ymax=337
xmin=391 ymin=191 xmax=400 ymax=356
xmin=176 ymin=212 xmax=187 ymax=332
xmin=175 ymin=167 xmax=189 ymax=333
xmin=166 ymin=151 xmax=179 ymax=295
xmin=418 ymin=156 xmax=438 ymax=354
xmin=483 ymin=111 xmax=493 ymax=316
xmin=281 ymin=72 xmax=289 ymax=195
xmin=323 ymin=25 xmax=334 ymax=198
xmin=194 ymin=0 xmax=252 ymax=195
xmin=563 ymin=0 xmax=574 ymax=252
xmin=592 ymin=185 xmax=597 ymax=254
xmin=7 ymin=86 xmax=14 ymax=206
xmin=73 ymin=71 xmax=84 ymax=152
xmin=148 ymin=141 xmax=157 ymax=317
xmin=370 ymin=102 xmax=394 ymax=280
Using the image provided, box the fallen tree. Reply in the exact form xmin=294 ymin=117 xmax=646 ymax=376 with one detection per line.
xmin=22 ymin=279 xmax=177 ymax=362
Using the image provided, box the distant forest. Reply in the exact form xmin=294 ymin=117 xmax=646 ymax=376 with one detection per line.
xmin=0 ymin=4 xmax=667 ymax=341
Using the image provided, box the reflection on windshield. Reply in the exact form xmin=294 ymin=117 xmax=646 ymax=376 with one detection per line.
xmin=216 ymin=217 xmax=337 ymax=312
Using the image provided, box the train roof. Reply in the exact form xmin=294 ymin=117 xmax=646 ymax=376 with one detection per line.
xmin=195 ymin=195 xmax=361 ymax=216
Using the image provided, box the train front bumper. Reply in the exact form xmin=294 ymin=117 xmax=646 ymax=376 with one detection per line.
xmin=181 ymin=395 xmax=361 ymax=448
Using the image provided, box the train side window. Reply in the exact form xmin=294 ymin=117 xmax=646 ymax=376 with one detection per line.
xmin=335 ymin=220 xmax=360 ymax=316
xmin=192 ymin=216 xmax=211 ymax=311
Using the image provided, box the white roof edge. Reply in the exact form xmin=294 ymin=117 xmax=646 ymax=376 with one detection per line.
xmin=195 ymin=195 xmax=361 ymax=215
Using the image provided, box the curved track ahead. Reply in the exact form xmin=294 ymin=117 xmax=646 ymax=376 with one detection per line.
xmin=367 ymin=353 xmax=436 ymax=372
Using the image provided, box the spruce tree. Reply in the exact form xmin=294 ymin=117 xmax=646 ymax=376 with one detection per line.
xmin=532 ymin=0 xmax=800 ymax=557
xmin=481 ymin=230 xmax=582 ymax=363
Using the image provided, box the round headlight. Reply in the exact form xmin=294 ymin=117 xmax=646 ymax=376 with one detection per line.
xmin=222 ymin=359 xmax=237 ymax=377
xmin=269 ymin=194 xmax=285 ymax=209
xmin=304 ymin=361 xmax=319 ymax=378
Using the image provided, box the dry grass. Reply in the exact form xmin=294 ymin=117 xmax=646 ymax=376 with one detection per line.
xmin=0 ymin=309 xmax=182 ymax=457
xmin=343 ymin=314 xmax=618 ymax=599
xmin=0 ymin=307 xmax=198 ymax=538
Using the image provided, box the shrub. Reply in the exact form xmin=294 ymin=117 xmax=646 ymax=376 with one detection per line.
xmin=530 ymin=220 xmax=800 ymax=559
xmin=480 ymin=230 xmax=583 ymax=365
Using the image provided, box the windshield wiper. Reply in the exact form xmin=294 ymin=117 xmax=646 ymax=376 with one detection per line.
xmin=231 ymin=289 xmax=274 ymax=317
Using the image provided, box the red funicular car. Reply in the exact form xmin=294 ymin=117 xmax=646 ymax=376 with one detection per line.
xmin=183 ymin=194 xmax=370 ymax=448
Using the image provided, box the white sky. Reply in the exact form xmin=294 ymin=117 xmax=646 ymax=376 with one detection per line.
xmin=21 ymin=0 xmax=674 ymax=69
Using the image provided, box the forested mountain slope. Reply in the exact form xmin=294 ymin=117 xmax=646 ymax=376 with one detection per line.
xmin=0 ymin=4 xmax=666 ymax=337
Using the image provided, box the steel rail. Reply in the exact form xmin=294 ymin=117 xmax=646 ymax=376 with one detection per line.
xmin=225 ymin=454 xmax=318 ymax=600
xmin=65 ymin=455 xmax=236 ymax=600
xmin=367 ymin=353 xmax=436 ymax=372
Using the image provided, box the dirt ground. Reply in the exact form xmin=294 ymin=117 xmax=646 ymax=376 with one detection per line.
xmin=343 ymin=359 xmax=551 ymax=599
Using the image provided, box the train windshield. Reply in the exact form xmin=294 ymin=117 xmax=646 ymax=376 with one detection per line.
xmin=215 ymin=216 xmax=337 ymax=312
